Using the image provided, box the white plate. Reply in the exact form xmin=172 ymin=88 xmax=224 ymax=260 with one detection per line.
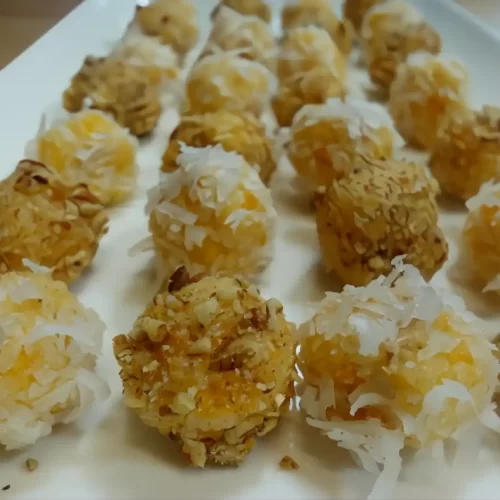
xmin=1 ymin=1 xmax=500 ymax=499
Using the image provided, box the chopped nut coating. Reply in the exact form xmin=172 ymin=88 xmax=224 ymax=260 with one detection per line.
xmin=113 ymin=273 xmax=295 ymax=467
xmin=0 ymin=160 xmax=108 ymax=283
xmin=63 ymin=56 xmax=162 ymax=137
xmin=315 ymin=156 xmax=447 ymax=286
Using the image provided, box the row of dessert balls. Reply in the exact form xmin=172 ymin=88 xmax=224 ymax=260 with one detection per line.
xmin=113 ymin=5 xmax=500 ymax=491
xmin=0 ymin=0 xmax=309 ymax=452
xmin=114 ymin=0 xmax=500 ymax=479
xmin=88 ymin=1 xmax=500 ymax=496
xmin=0 ymin=0 xmax=282 ymax=456
xmin=0 ymin=5 xmax=498 ymax=500
xmin=0 ymin=0 xmax=206 ymax=451
xmin=137 ymin=0 xmax=500 ymax=297
xmin=114 ymin=4 xmax=498 ymax=494
xmin=0 ymin=0 xmax=203 ymax=284
xmin=206 ymin=0 xmax=500 ymax=295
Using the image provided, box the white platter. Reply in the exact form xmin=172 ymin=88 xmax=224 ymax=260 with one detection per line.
xmin=1 ymin=0 xmax=500 ymax=498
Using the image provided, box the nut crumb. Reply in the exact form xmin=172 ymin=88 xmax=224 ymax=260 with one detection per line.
xmin=279 ymin=455 xmax=299 ymax=470
xmin=25 ymin=458 xmax=38 ymax=472
xmin=168 ymin=266 xmax=191 ymax=293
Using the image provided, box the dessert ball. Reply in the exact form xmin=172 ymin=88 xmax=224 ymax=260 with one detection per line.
xmin=272 ymin=68 xmax=346 ymax=128
xmin=0 ymin=270 xmax=108 ymax=450
xmin=361 ymin=1 xmax=441 ymax=89
xmin=315 ymin=156 xmax=447 ymax=286
xmin=63 ymin=56 xmax=162 ymax=137
xmin=277 ymin=25 xmax=346 ymax=84
xmin=388 ymin=52 xmax=468 ymax=150
xmin=430 ymin=106 xmax=500 ymax=201
xmin=281 ymin=0 xmax=354 ymax=55
xmin=463 ymin=182 xmax=500 ymax=292
xmin=114 ymin=271 xmax=295 ymax=467
xmin=185 ymin=53 xmax=275 ymax=117
xmin=112 ymin=32 xmax=179 ymax=84
xmin=361 ymin=0 xmax=423 ymax=42
xmin=161 ymin=110 xmax=276 ymax=184
xmin=0 ymin=160 xmax=108 ymax=283
xmin=26 ymin=110 xmax=137 ymax=206
xmin=343 ymin=0 xmax=386 ymax=33
xmin=149 ymin=144 xmax=276 ymax=279
xmin=298 ymin=257 xmax=499 ymax=498
xmin=287 ymin=98 xmax=398 ymax=187
xmin=134 ymin=0 xmax=199 ymax=58
xmin=206 ymin=6 xmax=276 ymax=69
xmin=212 ymin=0 xmax=271 ymax=23
xmin=273 ymin=26 xmax=347 ymax=126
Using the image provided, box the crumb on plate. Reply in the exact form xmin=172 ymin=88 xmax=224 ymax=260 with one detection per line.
xmin=25 ymin=459 xmax=38 ymax=472
xmin=279 ymin=455 xmax=299 ymax=470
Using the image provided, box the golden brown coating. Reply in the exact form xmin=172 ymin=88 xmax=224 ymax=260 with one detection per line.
xmin=343 ymin=0 xmax=385 ymax=33
xmin=315 ymin=156 xmax=447 ymax=286
xmin=161 ymin=110 xmax=276 ymax=184
xmin=388 ymin=53 xmax=468 ymax=150
xmin=206 ymin=6 xmax=276 ymax=69
xmin=0 ymin=160 xmax=108 ymax=283
xmin=430 ymin=107 xmax=500 ymax=201
xmin=287 ymin=98 xmax=396 ymax=187
xmin=113 ymin=272 xmax=295 ymax=467
xmin=63 ymin=56 xmax=162 ymax=137
xmin=134 ymin=0 xmax=199 ymax=58
xmin=366 ymin=23 xmax=441 ymax=89
xmin=212 ymin=0 xmax=271 ymax=23
xmin=185 ymin=53 xmax=275 ymax=117
xmin=281 ymin=0 xmax=354 ymax=55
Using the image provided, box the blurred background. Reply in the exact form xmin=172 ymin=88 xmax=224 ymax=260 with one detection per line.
xmin=0 ymin=0 xmax=498 ymax=70
xmin=0 ymin=0 xmax=82 ymax=69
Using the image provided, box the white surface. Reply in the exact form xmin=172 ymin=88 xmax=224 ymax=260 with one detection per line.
xmin=1 ymin=0 xmax=500 ymax=498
